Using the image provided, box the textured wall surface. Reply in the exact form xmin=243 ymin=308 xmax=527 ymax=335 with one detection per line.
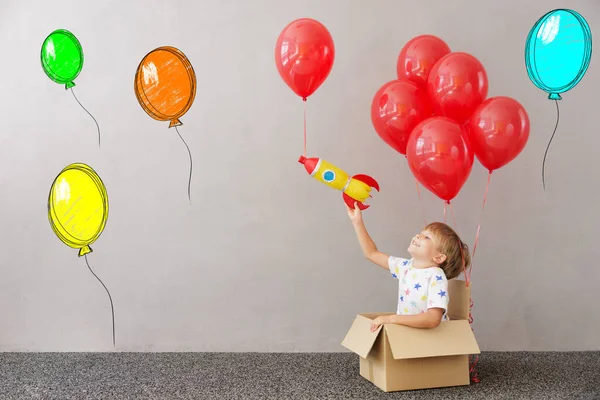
xmin=0 ymin=0 xmax=598 ymax=351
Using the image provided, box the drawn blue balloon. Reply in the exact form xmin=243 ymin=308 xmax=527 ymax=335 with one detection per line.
xmin=525 ymin=9 xmax=592 ymax=100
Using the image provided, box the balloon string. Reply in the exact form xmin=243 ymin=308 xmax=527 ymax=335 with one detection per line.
xmin=465 ymin=172 xmax=492 ymax=384
xmin=70 ymin=88 xmax=101 ymax=148
xmin=303 ymin=98 xmax=307 ymax=156
xmin=414 ymin=179 xmax=426 ymax=226
xmin=448 ymin=202 xmax=458 ymax=230
xmin=448 ymin=201 xmax=468 ymax=284
xmin=175 ymin=126 xmax=193 ymax=204
xmin=465 ymin=172 xmax=493 ymax=383
xmin=468 ymin=296 xmax=480 ymax=383
xmin=542 ymin=99 xmax=560 ymax=191
xmin=443 ymin=202 xmax=447 ymax=224
xmin=84 ymin=254 xmax=115 ymax=346
xmin=469 ymin=171 xmax=492 ymax=282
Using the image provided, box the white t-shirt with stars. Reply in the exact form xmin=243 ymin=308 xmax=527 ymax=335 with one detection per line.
xmin=388 ymin=256 xmax=450 ymax=321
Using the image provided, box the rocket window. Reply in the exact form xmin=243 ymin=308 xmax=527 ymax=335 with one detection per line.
xmin=323 ymin=170 xmax=335 ymax=182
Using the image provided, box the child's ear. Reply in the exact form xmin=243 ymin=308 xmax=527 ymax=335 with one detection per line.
xmin=434 ymin=253 xmax=447 ymax=264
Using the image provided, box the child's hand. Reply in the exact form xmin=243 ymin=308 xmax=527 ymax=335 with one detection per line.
xmin=370 ymin=316 xmax=386 ymax=332
xmin=347 ymin=202 xmax=363 ymax=224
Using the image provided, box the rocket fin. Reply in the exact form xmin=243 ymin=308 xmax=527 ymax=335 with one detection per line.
xmin=352 ymin=174 xmax=380 ymax=191
xmin=343 ymin=193 xmax=370 ymax=210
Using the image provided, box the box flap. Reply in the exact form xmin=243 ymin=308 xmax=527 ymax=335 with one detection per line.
xmin=341 ymin=315 xmax=382 ymax=358
xmin=447 ymin=279 xmax=471 ymax=320
xmin=385 ymin=320 xmax=480 ymax=359
xmin=358 ymin=312 xmax=395 ymax=320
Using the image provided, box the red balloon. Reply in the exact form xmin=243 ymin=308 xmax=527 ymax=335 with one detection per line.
xmin=427 ymin=52 xmax=488 ymax=125
xmin=371 ymin=79 xmax=433 ymax=155
xmin=467 ymin=96 xmax=530 ymax=172
xmin=397 ymin=35 xmax=451 ymax=89
xmin=406 ymin=117 xmax=474 ymax=202
xmin=274 ymin=18 xmax=335 ymax=99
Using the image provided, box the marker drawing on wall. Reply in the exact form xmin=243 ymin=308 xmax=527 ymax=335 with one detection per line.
xmin=41 ymin=29 xmax=102 ymax=147
xmin=134 ymin=46 xmax=197 ymax=203
xmin=48 ymin=163 xmax=115 ymax=346
xmin=525 ymin=9 xmax=592 ymax=190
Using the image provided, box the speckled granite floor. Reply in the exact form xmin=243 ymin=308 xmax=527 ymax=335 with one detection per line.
xmin=0 ymin=352 xmax=598 ymax=399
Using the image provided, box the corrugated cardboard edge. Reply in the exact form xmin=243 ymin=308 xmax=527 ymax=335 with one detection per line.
xmin=341 ymin=314 xmax=383 ymax=358
xmin=447 ymin=279 xmax=471 ymax=320
xmin=385 ymin=320 xmax=481 ymax=359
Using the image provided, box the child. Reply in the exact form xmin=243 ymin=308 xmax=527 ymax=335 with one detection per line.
xmin=347 ymin=202 xmax=471 ymax=332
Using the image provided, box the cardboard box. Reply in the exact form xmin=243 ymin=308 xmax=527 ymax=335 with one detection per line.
xmin=341 ymin=279 xmax=480 ymax=392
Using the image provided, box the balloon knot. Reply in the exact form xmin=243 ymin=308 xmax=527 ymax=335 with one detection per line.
xmin=548 ymin=93 xmax=562 ymax=101
xmin=78 ymin=245 xmax=93 ymax=257
xmin=169 ymin=119 xmax=183 ymax=128
xmin=302 ymin=97 xmax=307 ymax=102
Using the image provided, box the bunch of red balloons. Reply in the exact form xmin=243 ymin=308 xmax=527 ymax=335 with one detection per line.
xmin=371 ymin=35 xmax=530 ymax=203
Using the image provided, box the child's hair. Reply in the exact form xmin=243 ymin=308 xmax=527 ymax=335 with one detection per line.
xmin=424 ymin=222 xmax=471 ymax=280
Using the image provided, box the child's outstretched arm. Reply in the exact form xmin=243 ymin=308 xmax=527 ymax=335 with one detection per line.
xmin=347 ymin=202 xmax=390 ymax=270
xmin=370 ymin=308 xmax=444 ymax=331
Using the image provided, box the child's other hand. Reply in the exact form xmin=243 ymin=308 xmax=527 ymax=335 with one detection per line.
xmin=370 ymin=316 xmax=385 ymax=332
xmin=347 ymin=202 xmax=363 ymax=224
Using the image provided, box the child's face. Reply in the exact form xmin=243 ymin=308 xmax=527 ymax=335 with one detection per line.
xmin=407 ymin=229 xmax=444 ymax=264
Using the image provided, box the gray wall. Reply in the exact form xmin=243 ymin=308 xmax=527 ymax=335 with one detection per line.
xmin=0 ymin=0 xmax=598 ymax=352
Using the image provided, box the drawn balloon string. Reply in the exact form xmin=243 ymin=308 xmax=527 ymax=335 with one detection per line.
xmin=134 ymin=46 xmax=197 ymax=203
xmin=48 ymin=163 xmax=115 ymax=346
xmin=41 ymin=29 xmax=102 ymax=147
xmin=525 ymin=8 xmax=592 ymax=190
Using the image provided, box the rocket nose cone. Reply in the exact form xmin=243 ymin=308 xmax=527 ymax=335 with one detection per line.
xmin=298 ymin=155 xmax=317 ymax=174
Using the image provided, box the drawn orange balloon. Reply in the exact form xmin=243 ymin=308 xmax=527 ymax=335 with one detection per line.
xmin=134 ymin=47 xmax=197 ymax=128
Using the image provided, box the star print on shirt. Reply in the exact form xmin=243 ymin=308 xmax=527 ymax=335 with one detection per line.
xmin=402 ymin=260 xmax=409 ymax=266
xmin=391 ymin=272 xmax=397 ymax=278
xmin=436 ymin=275 xmax=443 ymax=281
xmin=414 ymin=283 xmax=422 ymax=290
xmin=400 ymin=295 xmax=404 ymax=302
xmin=410 ymin=301 xmax=417 ymax=308
xmin=421 ymin=295 xmax=427 ymax=301
xmin=438 ymin=290 xmax=447 ymax=298
xmin=405 ymin=288 xmax=411 ymax=296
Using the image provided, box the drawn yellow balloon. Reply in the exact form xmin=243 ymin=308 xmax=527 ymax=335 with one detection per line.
xmin=48 ymin=163 xmax=108 ymax=257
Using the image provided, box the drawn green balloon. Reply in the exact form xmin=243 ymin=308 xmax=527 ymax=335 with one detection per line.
xmin=41 ymin=29 xmax=84 ymax=89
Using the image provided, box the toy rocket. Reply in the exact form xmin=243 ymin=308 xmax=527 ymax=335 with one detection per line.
xmin=298 ymin=155 xmax=380 ymax=210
